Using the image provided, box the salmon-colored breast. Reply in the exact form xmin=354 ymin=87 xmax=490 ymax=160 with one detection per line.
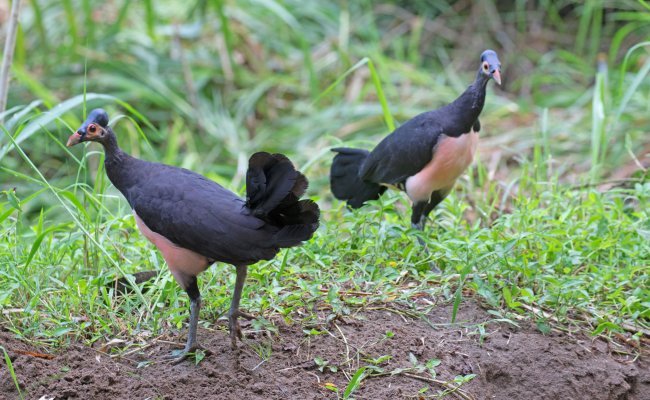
xmin=405 ymin=130 xmax=478 ymax=202
xmin=133 ymin=211 xmax=210 ymax=289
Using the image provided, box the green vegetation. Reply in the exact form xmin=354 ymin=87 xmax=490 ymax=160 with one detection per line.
xmin=1 ymin=0 xmax=649 ymax=385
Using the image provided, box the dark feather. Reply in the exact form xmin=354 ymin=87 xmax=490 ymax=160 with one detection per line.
xmin=360 ymin=80 xmax=487 ymax=186
xmin=105 ymin=151 xmax=318 ymax=267
xmin=246 ymin=152 xmax=302 ymax=218
xmin=330 ymin=147 xmax=386 ymax=208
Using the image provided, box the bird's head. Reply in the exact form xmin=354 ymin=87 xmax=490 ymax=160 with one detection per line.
xmin=66 ymin=108 xmax=111 ymax=147
xmin=479 ymin=50 xmax=501 ymax=85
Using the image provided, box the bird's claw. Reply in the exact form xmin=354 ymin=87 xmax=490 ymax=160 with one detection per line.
xmin=228 ymin=309 xmax=256 ymax=348
xmin=416 ymin=235 xmax=426 ymax=246
xmin=411 ymin=222 xmax=428 ymax=246
xmin=163 ymin=344 xmax=210 ymax=364
xmin=234 ymin=310 xmax=255 ymax=320
xmin=166 ymin=351 xmax=191 ymax=365
xmin=428 ymin=260 xmax=442 ymax=274
xmin=163 ymin=347 xmax=194 ymax=364
xmin=229 ymin=321 xmax=241 ymax=349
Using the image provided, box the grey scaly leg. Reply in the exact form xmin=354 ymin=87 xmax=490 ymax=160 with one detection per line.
xmin=166 ymin=277 xmax=202 ymax=363
xmin=228 ymin=265 xmax=254 ymax=348
xmin=184 ymin=294 xmax=201 ymax=353
xmin=411 ymin=201 xmax=428 ymax=245
xmin=411 ymin=191 xmax=447 ymax=272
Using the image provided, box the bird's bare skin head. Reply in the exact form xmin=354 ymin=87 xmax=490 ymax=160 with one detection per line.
xmin=479 ymin=50 xmax=502 ymax=85
xmin=67 ymin=108 xmax=111 ymax=147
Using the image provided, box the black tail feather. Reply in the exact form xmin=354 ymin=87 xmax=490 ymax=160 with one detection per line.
xmin=111 ymin=270 xmax=158 ymax=294
xmin=272 ymin=200 xmax=320 ymax=246
xmin=246 ymin=152 xmax=298 ymax=216
xmin=245 ymin=152 xmax=319 ymax=247
xmin=330 ymin=147 xmax=386 ymax=208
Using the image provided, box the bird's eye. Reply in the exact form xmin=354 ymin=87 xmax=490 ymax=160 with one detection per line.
xmin=88 ymin=124 xmax=96 ymax=133
xmin=482 ymin=62 xmax=489 ymax=72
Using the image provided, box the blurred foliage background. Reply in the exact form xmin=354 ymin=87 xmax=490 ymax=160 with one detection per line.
xmin=1 ymin=0 xmax=649 ymax=215
xmin=1 ymin=0 xmax=650 ymax=349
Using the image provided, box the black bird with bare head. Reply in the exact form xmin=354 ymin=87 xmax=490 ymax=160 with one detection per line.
xmin=68 ymin=109 xmax=319 ymax=361
xmin=330 ymin=50 xmax=501 ymax=233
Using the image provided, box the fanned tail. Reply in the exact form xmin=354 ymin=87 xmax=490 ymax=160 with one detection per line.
xmin=330 ymin=147 xmax=385 ymax=208
xmin=245 ymin=152 xmax=319 ymax=247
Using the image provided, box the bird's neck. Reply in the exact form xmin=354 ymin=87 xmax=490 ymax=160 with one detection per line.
xmin=456 ymin=72 xmax=489 ymax=114
xmin=438 ymin=72 xmax=489 ymax=137
xmin=101 ymin=132 xmax=135 ymax=195
xmin=449 ymin=71 xmax=489 ymax=126
xmin=101 ymin=133 xmax=125 ymax=166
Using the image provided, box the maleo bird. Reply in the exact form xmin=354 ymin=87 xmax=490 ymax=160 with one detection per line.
xmin=67 ymin=109 xmax=319 ymax=360
xmin=330 ymin=50 xmax=501 ymax=233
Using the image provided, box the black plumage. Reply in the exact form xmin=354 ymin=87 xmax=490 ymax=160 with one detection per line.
xmin=330 ymin=50 xmax=501 ymax=232
xmin=67 ymin=109 xmax=319 ymax=360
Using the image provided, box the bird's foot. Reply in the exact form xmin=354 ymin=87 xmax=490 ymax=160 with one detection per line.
xmin=428 ymin=260 xmax=442 ymax=274
xmin=410 ymin=226 xmax=440 ymax=272
xmin=228 ymin=309 xmax=255 ymax=348
xmin=416 ymin=235 xmax=426 ymax=247
xmin=163 ymin=343 xmax=210 ymax=364
xmin=163 ymin=347 xmax=194 ymax=364
xmin=233 ymin=309 xmax=255 ymax=320
xmin=411 ymin=222 xmax=427 ymax=246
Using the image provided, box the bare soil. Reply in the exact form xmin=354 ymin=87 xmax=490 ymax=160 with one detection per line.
xmin=1 ymin=299 xmax=648 ymax=400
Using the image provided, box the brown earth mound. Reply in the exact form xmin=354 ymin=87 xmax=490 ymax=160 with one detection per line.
xmin=1 ymin=299 xmax=648 ymax=400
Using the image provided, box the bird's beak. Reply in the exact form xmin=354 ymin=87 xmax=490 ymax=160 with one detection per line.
xmin=66 ymin=131 xmax=83 ymax=147
xmin=492 ymin=69 xmax=502 ymax=85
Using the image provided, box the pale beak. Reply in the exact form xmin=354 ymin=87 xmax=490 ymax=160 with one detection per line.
xmin=66 ymin=132 xmax=83 ymax=147
xmin=492 ymin=69 xmax=502 ymax=85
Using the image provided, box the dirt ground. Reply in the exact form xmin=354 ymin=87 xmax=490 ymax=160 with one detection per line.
xmin=1 ymin=299 xmax=648 ymax=400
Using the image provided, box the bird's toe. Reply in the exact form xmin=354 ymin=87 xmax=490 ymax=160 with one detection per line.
xmin=235 ymin=310 xmax=255 ymax=320
xmin=163 ymin=343 xmax=210 ymax=364
xmin=428 ymin=260 xmax=442 ymax=274
xmin=229 ymin=322 xmax=241 ymax=349
xmin=228 ymin=309 xmax=255 ymax=348
xmin=163 ymin=348 xmax=192 ymax=363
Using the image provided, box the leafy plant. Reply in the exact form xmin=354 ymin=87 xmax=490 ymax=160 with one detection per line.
xmin=314 ymin=356 xmax=338 ymax=373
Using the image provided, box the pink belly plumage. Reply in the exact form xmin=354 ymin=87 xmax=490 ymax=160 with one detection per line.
xmin=405 ymin=130 xmax=478 ymax=202
xmin=133 ymin=211 xmax=210 ymax=289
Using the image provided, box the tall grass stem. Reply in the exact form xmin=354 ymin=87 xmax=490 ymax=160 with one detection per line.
xmin=0 ymin=0 xmax=22 ymax=123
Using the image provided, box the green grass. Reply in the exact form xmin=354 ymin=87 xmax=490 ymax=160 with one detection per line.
xmin=1 ymin=0 xmax=650 ymax=395
xmin=1 ymin=345 xmax=23 ymax=399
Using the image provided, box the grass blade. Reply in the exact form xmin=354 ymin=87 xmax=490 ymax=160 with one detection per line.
xmin=0 ymin=93 xmax=124 ymax=160
xmin=1 ymin=346 xmax=24 ymax=400
xmin=24 ymin=223 xmax=71 ymax=268
xmin=144 ymin=0 xmax=157 ymax=42
xmin=367 ymin=59 xmax=395 ymax=131
xmin=1 ymin=125 xmax=150 ymax=307
xmin=314 ymin=57 xmax=395 ymax=131
xmin=590 ymin=68 xmax=606 ymax=183
xmin=343 ymin=366 xmax=367 ymax=399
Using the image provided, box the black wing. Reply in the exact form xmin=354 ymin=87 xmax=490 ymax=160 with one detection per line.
xmin=360 ymin=111 xmax=444 ymax=185
xmin=360 ymin=106 xmax=480 ymax=185
xmin=125 ymin=163 xmax=280 ymax=265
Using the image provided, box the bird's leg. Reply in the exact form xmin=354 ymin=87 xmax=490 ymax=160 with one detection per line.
xmin=184 ymin=290 xmax=201 ymax=353
xmin=228 ymin=265 xmax=254 ymax=348
xmin=165 ymin=277 xmax=202 ymax=363
xmin=411 ymin=191 xmax=446 ymax=237
xmin=418 ymin=192 xmax=447 ymax=273
xmin=411 ymin=202 xmax=428 ymax=245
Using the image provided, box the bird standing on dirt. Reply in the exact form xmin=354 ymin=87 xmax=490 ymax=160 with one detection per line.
xmin=330 ymin=50 xmax=501 ymax=233
xmin=67 ymin=109 xmax=319 ymax=360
